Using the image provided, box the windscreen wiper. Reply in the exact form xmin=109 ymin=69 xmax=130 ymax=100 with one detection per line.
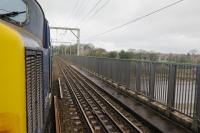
xmin=0 ymin=11 xmax=26 ymax=18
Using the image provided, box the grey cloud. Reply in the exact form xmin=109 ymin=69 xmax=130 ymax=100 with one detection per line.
xmin=38 ymin=0 xmax=200 ymax=54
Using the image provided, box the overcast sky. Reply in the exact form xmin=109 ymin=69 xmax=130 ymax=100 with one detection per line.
xmin=38 ymin=0 xmax=200 ymax=54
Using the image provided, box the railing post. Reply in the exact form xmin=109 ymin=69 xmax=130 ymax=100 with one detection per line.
xmin=129 ymin=61 xmax=134 ymax=90
xmin=149 ymin=63 xmax=156 ymax=100
xmin=126 ymin=60 xmax=131 ymax=89
xmin=192 ymin=66 xmax=200 ymax=131
xmin=116 ymin=60 xmax=120 ymax=84
xmin=136 ymin=62 xmax=141 ymax=93
xmin=96 ymin=58 xmax=99 ymax=75
xmin=167 ymin=64 xmax=177 ymax=111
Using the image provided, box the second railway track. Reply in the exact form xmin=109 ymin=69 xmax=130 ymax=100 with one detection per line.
xmin=57 ymin=58 xmax=155 ymax=133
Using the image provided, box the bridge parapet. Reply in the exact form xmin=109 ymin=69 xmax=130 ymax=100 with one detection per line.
xmin=62 ymin=55 xmax=200 ymax=131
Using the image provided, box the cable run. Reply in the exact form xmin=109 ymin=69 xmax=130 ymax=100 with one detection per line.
xmin=79 ymin=0 xmax=103 ymax=25
xmin=86 ymin=0 xmax=184 ymax=39
xmin=80 ymin=0 xmax=111 ymax=28
xmin=0 ymin=9 xmax=10 ymax=13
xmin=73 ymin=0 xmax=91 ymax=27
xmin=66 ymin=0 xmax=80 ymax=26
xmin=73 ymin=0 xmax=87 ymax=19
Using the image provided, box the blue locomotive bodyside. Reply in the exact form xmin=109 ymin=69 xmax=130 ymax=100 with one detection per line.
xmin=0 ymin=0 xmax=52 ymax=132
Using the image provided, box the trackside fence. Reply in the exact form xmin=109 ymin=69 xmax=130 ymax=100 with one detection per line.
xmin=61 ymin=55 xmax=200 ymax=129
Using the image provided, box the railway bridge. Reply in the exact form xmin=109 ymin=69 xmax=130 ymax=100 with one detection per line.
xmin=53 ymin=55 xmax=200 ymax=133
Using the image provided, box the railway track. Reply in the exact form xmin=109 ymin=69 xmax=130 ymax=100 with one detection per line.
xmin=57 ymin=59 xmax=153 ymax=133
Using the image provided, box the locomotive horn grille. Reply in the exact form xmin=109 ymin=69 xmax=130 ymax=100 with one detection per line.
xmin=25 ymin=48 xmax=43 ymax=133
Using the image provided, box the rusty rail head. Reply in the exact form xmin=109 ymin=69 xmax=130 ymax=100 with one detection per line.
xmin=58 ymin=78 xmax=63 ymax=99
xmin=54 ymin=96 xmax=61 ymax=133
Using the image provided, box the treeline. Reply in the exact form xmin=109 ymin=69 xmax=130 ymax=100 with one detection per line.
xmin=53 ymin=44 xmax=200 ymax=64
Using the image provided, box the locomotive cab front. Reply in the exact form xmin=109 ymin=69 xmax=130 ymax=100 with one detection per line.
xmin=0 ymin=0 xmax=52 ymax=133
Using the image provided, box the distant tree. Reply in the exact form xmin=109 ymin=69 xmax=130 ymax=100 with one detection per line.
xmin=148 ymin=52 xmax=159 ymax=61
xmin=178 ymin=55 xmax=191 ymax=63
xmin=82 ymin=44 xmax=95 ymax=56
xmin=53 ymin=44 xmax=200 ymax=64
xmin=119 ymin=50 xmax=132 ymax=59
xmin=106 ymin=51 xmax=118 ymax=58
xmin=188 ymin=49 xmax=198 ymax=55
xmin=89 ymin=48 xmax=107 ymax=57
xmin=167 ymin=54 xmax=176 ymax=62
xmin=127 ymin=48 xmax=136 ymax=53
xmin=197 ymin=58 xmax=200 ymax=64
xmin=119 ymin=50 xmax=126 ymax=59
xmin=83 ymin=44 xmax=95 ymax=51
xmin=135 ymin=52 xmax=149 ymax=60
xmin=188 ymin=49 xmax=198 ymax=64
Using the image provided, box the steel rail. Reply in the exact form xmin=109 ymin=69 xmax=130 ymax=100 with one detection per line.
xmin=58 ymin=63 xmax=95 ymax=133
xmin=54 ymin=96 xmax=61 ymax=133
xmin=58 ymin=58 xmax=144 ymax=133
xmin=59 ymin=58 xmax=113 ymax=132
xmin=58 ymin=78 xmax=63 ymax=99
xmin=60 ymin=63 xmax=113 ymax=133
xmin=63 ymin=66 xmax=123 ymax=133
xmin=66 ymin=64 xmax=144 ymax=133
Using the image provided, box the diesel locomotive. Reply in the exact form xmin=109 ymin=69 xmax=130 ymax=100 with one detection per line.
xmin=0 ymin=0 xmax=52 ymax=133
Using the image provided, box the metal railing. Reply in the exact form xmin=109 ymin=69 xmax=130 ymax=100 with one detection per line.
xmin=62 ymin=55 xmax=200 ymax=128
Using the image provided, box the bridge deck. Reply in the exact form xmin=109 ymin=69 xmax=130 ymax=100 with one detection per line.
xmin=71 ymin=65 xmax=193 ymax=133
